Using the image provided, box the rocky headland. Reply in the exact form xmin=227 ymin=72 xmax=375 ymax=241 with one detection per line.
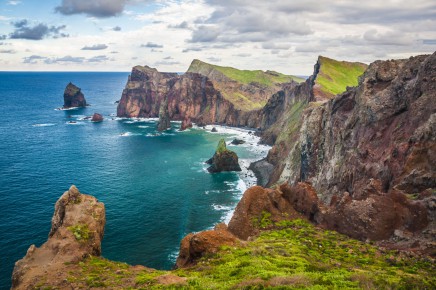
xmin=63 ymin=82 xmax=87 ymax=109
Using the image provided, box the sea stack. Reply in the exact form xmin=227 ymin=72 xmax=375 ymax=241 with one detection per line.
xmin=206 ymin=139 xmax=242 ymax=173
xmin=63 ymin=82 xmax=87 ymax=109
xmin=91 ymin=113 xmax=103 ymax=122
xmin=157 ymin=97 xmax=171 ymax=131
xmin=179 ymin=116 xmax=193 ymax=131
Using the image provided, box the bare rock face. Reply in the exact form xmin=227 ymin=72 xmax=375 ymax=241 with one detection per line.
xmin=63 ymin=82 xmax=87 ymax=108
xmin=206 ymin=139 xmax=241 ymax=173
xmin=91 ymin=113 xmax=103 ymax=122
xmin=157 ymin=97 xmax=171 ymax=131
xmin=11 ymin=186 xmax=105 ymax=289
xmin=179 ymin=116 xmax=192 ymax=131
xmin=262 ymin=53 xmax=436 ymax=253
xmin=228 ymin=186 xmax=301 ymax=240
xmin=117 ymin=66 xmax=264 ymax=128
xmin=175 ymin=223 xmax=239 ymax=268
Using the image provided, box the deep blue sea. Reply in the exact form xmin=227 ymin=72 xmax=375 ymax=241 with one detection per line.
xmin=0 ymin=72 xmax=269 ymax=289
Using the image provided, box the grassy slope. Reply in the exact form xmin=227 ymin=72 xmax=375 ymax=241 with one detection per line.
xmin=316 ymin=56 xmax=367 ymax=97
xmin=65 ymin=219 xmax=435 ymax=289
xmin=187 ymin=59 xmax=304 ymax=111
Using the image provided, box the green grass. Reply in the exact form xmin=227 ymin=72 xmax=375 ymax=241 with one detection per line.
xmin=177 ymin=219 xmax=436 ymax=289
xmin=64 ymin=220 xmax=435 ymax=289
xmin=216 ymin=138 xmax=228 ymax=153
xmin=68 ymin=224 xmax=90 ymax=241
xmin=276 ymin=101 xmax=307 ymax=143
xmin=188 ymin=59 xmax=304 ymax=87
xmin=316 ymin=56 xmax=367 ymax=97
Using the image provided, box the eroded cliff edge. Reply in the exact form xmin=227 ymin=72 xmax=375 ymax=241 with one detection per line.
xmin=12 ymin=186 xmax=105 ymax=289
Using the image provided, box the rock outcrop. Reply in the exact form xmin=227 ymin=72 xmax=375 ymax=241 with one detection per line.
xmin=91 ymin=112 xmax=103 ymax=122
xmin=12 ymin=186 xmax=105 ymax=289
xmin=157 ymin=97 xmax=171 ymax=131
xmin=175 ymin=223 xmax=239 ymax=268
xmin=206 ymin=139 xmax=242 ymax=173
xmin=179 ymin=116 xmax=192 ymax=131
xmin=63 ymin=82 xmax=87 ymax=108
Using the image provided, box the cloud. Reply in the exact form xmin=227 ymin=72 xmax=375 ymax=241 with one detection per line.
xmin=55 ymin=0 xmax=128 ymax=18
xmin=207 ymin=57 xmax=221 ymax=62
xmin=190 ymin=25 xmax=220 ymax=42
xmin=0 ymin=35 xmax=6 ymax=40
xmin=45 ymin=55 xmax=85 ymax=64
xmin=81 ymin=44 xmax=108 ymax=50
xmin=140 ymin=42 xmax=163 ymax=48
xmin=168 ymin=21 xmax=190 ymax=29
xmin=7 ymin=1 xmax=21 ymax=5
xmin=88 ymin=55 xmax=110 ymax=62
xmin=23 ymin=55 xmax=46 ymax=64
xmin=423 ymin=39 xmax=436 ymax=45
xmin=163 ymin=56 xmax=173 ymax=59
xmin=262 ymin=42 xmax=291 ymax=50
xmin=112 ymin=26 xmax=122 ymax=31
xmin=9 ymin=20 xmax=68 ymax=40
xmin=154 ymin=60 xmax=181 ymax=66
xmin=363 ymin=29 xmax=413 ymax=46
xmin=182 ymin=47 xmax=203 ymax=53
xmin=0 ymin=49 xmax=16 ymax=54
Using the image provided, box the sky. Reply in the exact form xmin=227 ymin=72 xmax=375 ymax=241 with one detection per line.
xmin=0 ymin=0 xmax=435 ymax=75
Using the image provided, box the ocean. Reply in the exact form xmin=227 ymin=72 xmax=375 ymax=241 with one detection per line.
xmin=0 ymin=72 xmax=269 ymax=289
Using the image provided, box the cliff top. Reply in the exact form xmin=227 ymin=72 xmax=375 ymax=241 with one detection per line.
xmin=314 ymin=56 xmax=367 ymax=99
xmin=188 ymin=59 xmax=304 ymax=87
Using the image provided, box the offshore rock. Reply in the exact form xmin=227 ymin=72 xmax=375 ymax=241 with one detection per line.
xmin=231 ymin=138 xmax=245 ymax=145
xmin=206 ymin=139 xmax=241 ymax=173
xmin=179 ymin=116 xmax=192 ymax=131
xmin=63 ymin=82 xmax=87 ymax=108
xmin=157 ymin=97 xmax=171 ymax=131
xmin=11 ymin=186 xmax=105 ymax=289
xmin=175 ymin=223 xmax=239 ymax=268
xmin=91 ymin=113 xmax=103 ymax=122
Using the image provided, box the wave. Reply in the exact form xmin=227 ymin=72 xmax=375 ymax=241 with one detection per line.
xmin=119 ymin=132 xmax=141 ymax=137
xmin=137 ymin=125 xmax=150 ymax=129
xmin=32 ymin=123 xmax=56 ymax=127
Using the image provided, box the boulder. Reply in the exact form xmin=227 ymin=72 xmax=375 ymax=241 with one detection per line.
xmin=175 ymin=223 xmax=239 ymax=268
xmin=206 ymin=139 xmax=241 ymax=173
xmin=231 ymin=138 xmax=245 ymax=145
xmin=211 ymin=127 xmax=218 ymax=132
xmin=63 ymin=82 xmax=87 ymax=108
xmin=91 ymin=113 xmax=103 ymax=122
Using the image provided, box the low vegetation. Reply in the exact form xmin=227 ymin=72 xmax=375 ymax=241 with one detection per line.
xmin=65 ymin=219 xmax=435 ymax=289
xmin=316 ymin=56 xmax=367 ymax=97
xmin=68 ymin=224 xmax=90 ymax=241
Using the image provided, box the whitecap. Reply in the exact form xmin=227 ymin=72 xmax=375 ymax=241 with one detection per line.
xmin=32 ymin=123 xmax=56 ymax=127
xmin=137 ymin=125 xmax=150 ymax=128
xmin=119 ymin=132 xmax=141 ymax=137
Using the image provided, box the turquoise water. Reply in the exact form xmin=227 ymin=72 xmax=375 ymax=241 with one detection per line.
xmin=0 ymin=72 xmax=267 ymax=289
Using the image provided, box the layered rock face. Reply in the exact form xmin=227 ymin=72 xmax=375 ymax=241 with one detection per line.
xmin=63 ymin=82 xmax=87 ymax=108
xmin=116 ymin=63 xmax=293 ymax=128
xmin=206 ymin=139 xmax=242 ymax=173
xmin=12 ymin=186 xmax=105 ymax=289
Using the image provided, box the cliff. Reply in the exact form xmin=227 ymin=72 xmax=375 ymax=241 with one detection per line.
xmin=63 ymin=82 xmax=87 ymax=108
xmin=12 ymin=186 xmax=105 ymax=289
xmin=116 ymin=60 xmax=302 ymax=128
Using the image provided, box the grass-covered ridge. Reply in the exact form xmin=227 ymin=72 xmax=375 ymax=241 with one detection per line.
xmin=187 ymin=59 xmax=304 ymax=111
xmin=188 ymin=59 xmax=304 ymax=87
xmin=64 ymin=219 xmax=435 ymax=289
xmin=315 ymin=56 xmax=367 ymax=98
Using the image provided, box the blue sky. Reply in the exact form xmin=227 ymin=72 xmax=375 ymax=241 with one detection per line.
xmin=0 ymin=0 xmax=435 ymax=74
